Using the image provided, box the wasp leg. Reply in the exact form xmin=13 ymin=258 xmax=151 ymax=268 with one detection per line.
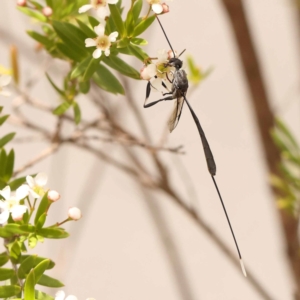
xmin=144 ymin=95 xmax=175 ymax=108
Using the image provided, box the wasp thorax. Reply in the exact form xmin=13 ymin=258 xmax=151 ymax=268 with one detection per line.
xmin=95 ymin=36 xmax=111 ymax=50
xmin=168 ymin=58 xmax=182 ymax=70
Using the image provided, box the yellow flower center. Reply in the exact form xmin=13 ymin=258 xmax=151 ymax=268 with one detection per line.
xmin=33 ymin=186 xmax=45 ymax=197
xmin=7 ymin=199 xmax=18 ymax=211
xmin=96 ymin=36 xmax=110 ymax=50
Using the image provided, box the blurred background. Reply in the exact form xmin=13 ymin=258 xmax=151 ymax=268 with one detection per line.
xmin=1 ymin=0 xmax=300 ymax=299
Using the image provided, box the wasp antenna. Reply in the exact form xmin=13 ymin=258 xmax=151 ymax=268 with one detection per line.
xmin=155 ymin=15 xmax=176 ymax=57
xmin=178 ymin=49 xmax=186 ymax=57
xmin=240 ymin=259 xmax=247 ymax=277
xmin=211 ymin=175 xmax=245 ymax=276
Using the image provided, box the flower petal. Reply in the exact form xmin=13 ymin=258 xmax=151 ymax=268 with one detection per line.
xmin=0 ymin=186 xmax=11 ymax=201
xmin=93 ymin=48 xmax=102 ymax=59
xmin=65 ymin=296 xmax=78 ymax=300
xmin=29 ymin=190 xmax=41 ymax=199
xmin=109 ymin=31 xmax=118 ymax=42
xmin=151 ymin=78 xmax=165 ymax=92
xmin=96 ymin=6 xmax=109 ymax=19
xmin=107 ymin=0 xmax=119 ymax=4
xmin=11 ymin=205 xmax=28 ymax=221
xmin=152 ymin=4 xmax=163 ymax=14
xmin=78 ymin=4 xmax=92 ymax=13
xmin=104 ymin=48 xmax=110 ymax=56
xmin=16 ymin=185 xmax=29 ymax=200
xmin=94 ymin=24 xmax=105 ymax=36
xmin=0 ymin=90 xmax=11 ymax=97
xmin=55 ymin=291 xmax=65 ymax=300
xmin=0 ymin=75 xmax=11 ymax=87
xmin=0 ymin=210 xmax=9 ymax=224
xmin=35 ymin=172 xmax=48 ymax=187
xmin=85 ymin=38 xmax=97 ymax=47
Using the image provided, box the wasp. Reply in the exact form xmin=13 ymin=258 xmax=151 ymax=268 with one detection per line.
xmin=142 ymin=16 xmax=246 ymax=277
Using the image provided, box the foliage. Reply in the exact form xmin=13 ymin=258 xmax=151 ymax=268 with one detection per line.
xmin=271 ymin=118 xmax=300 ymax=214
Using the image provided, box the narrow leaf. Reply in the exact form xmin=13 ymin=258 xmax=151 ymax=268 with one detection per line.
xmin=18 ymin=7 xmax=47 ymax=22
xmin=0 ymin=268 xmax=14 ymax=281
xmin=70 ymin=56 xmax=92 ymax=79
xmin=83 ymin=57 xmax=101 ymax=81
xmin=38 ymin=227 xmax=69 ymax=239
xmin=93 ymin=64 xmax=125 ymax=95
xmin=0 ymin=285 xmax=22 ymax=298
xmin=0 ymin=132 xmax=16 ymax=148
xmin=46 ymin=73 xmax=65 ymax=96
xmin=53 ymin=102 xmax=71 ymax=115
xmin=34 ymin=192 xmax=50 ymax=226
xmin=0 ymin=115 xmax=9 ymax=126
xmin=73 ymin=102 xmax=81 ymax=125
xmin=37 ymin=274 xmax=64 ymax=287
xmin=33 ymin=259 xmax=50 ymax=284
xmin=0 ymin=252 xmax=9 ymax=267
xmin=109 ymin=4 xmax=125 ymax=37
xmin=132 ymin=15 xmax=155 ymax=37
xmin=24 ymin=269 xmax=35 ymax=300
xmin=3 ymin=149 xmax=14 ymax=181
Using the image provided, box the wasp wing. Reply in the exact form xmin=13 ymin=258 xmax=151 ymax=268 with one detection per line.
xmin=168 ymin=96 xmax=184 ymax=132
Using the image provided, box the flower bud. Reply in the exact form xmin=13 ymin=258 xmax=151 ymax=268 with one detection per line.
xmin=42 ymin=6 xmax=53 ymax=17
xmin=17 ymin=0 xmax=26 ymax=6
xmin=68 ymin=207 xmax=82 ymax=221
xmin=11 ymin=206 xmax=27 ymax=221
xmin=161 ymin=3 xmax=170 ymax=14
xmin=48 ymin=190 xmax=60 ymax=202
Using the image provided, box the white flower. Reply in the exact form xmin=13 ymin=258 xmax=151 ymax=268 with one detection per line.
xmin=0 ymin=75 xmax=12 ymax=97
xmin=141 ymin=49 xmax=174 ymax=91
xmin=79 ymin=0 xmax=119 ymax=19
xmin=55 ymin=291 xmax=94 ymax=300
xmin=26 ymin=172 xmax=48 ymax=198
xmin=68 ymin=207 xmax=82 ymax=221
xmin=147 ymin=0 xmax=173 ymax=14
xmin=85 ymin=24 xmax=118 ymax=59
xmin=0 ymin=185 xmax=29 ymax=224
xmin=47 ymin=190 xmax=60 ymax=202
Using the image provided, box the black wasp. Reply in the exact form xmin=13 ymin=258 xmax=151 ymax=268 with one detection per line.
xmin=143 ymin=15 xmax=247 ymax=277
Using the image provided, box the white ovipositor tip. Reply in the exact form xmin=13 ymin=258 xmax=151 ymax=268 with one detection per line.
xmin=240 ymin=259 xmax=247 ymax=277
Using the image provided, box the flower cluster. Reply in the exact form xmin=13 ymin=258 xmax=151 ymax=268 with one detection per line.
xmin=140 ymin=49 xmax=175 ymax=91
xmin=0 ymin=172 xmax=81 ymax=224
xmin=79 ymin=1 xmax=119 ymax=59
xmin=147 ymin=0 xmax=173 ymax=14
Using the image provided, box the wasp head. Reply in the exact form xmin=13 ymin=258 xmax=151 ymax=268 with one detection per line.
xmin=167 ymin=58 xmax=182 ymax=70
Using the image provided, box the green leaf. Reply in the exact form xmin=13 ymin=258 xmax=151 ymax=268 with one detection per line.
xmin=76 ymin=19 xmax=96 ymax=38
xmin=18 ymin=7 xmax=47 ymax=22
xmin=27 ymin=31 xmax=52 ymax=48
xmin=37 ymin=274 xmax=64 ymax=287
xmin=83 ymin=57 xmax=101 ymax=81
xmin=35 ymin=290 xmax=54 ymax=300
xmin=34 ymin=192 xmax=50 ymax=226
xmin=36 ymin=213 xmax=47 ymax=230
xmin=19 ymin=255 xmax=55 ymax=279
xmin=132 ymin=15 xmax=155 ymax=37
xmin=0 ymin=115 xmax=9 ymax=126
xmin=9 ymin=241 xmax=21 ymax=262
xmin=53 ymin=102 xmax=71 ymax=115
xmin=102 ymin=55 xmax=140 ymax=79
xmin=33 ymin=259 xmax=50 ymax=284
xmin=3 ymin=149 xmax=14 ymax=182
xmin=5 ymin=224 xmax=29 ymax=235
xmin=0 ymin=149 xmax=7 ymax=178
xmin=28 ymin=234 xmax=38 ymax=249
xmin=131 ymin=37 xmax=148 ymax=46
xmin=88 ymin=16 xmax=100 ymax=28
xmin=117 ymin=37 xmax=130 ymax=48
xmin=19 ymin=224 xmax=36 ymax=233
xmin=132 ymin=0 xmax=143 ymax=24
xmin=127 ymin=44 xmax=148 ymax=61
xmin=0 ymin=285 xmax=22 ymax=298
xmin=125 ymin=7 xmax=135 ymax=36
xmin=79 ymin=80 xmax=90 ymax=94
xmin=9 ymin=176 xmax=26 ymax=190
xmin=73 ymin=102 xmax=81 ymax=125
xmin=46 ymin=73 xmax=65 ymax=96
xmin=0 ymin=252 xmax=9 ymax=267
xmin=275 ymin=118 xmax=299 ymax=150
xmin=38 ymin=227 xmax=69 ymax=239
xmin=24 ymin=269 xmax=35 ymax=300
xmin=0 ymin=132 xmax=16 ymax=148
xmin=57 ymin=43 xmax=84 ymax=62
xmin=109 ymin=4 xmax=125 ymax=37
xmin=0 ymin=227 xmax=13 ymax=238
xmin=71 ymin=56 xmax=92 ymax=79
xmin=0 ymin=268 xmax=14 ymax=281
xmin=93 ymin=64 xmax=125 ymax=95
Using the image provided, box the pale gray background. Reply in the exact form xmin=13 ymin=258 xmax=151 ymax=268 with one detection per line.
xmin=1 ymin=0 xmax=300 ymax=299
